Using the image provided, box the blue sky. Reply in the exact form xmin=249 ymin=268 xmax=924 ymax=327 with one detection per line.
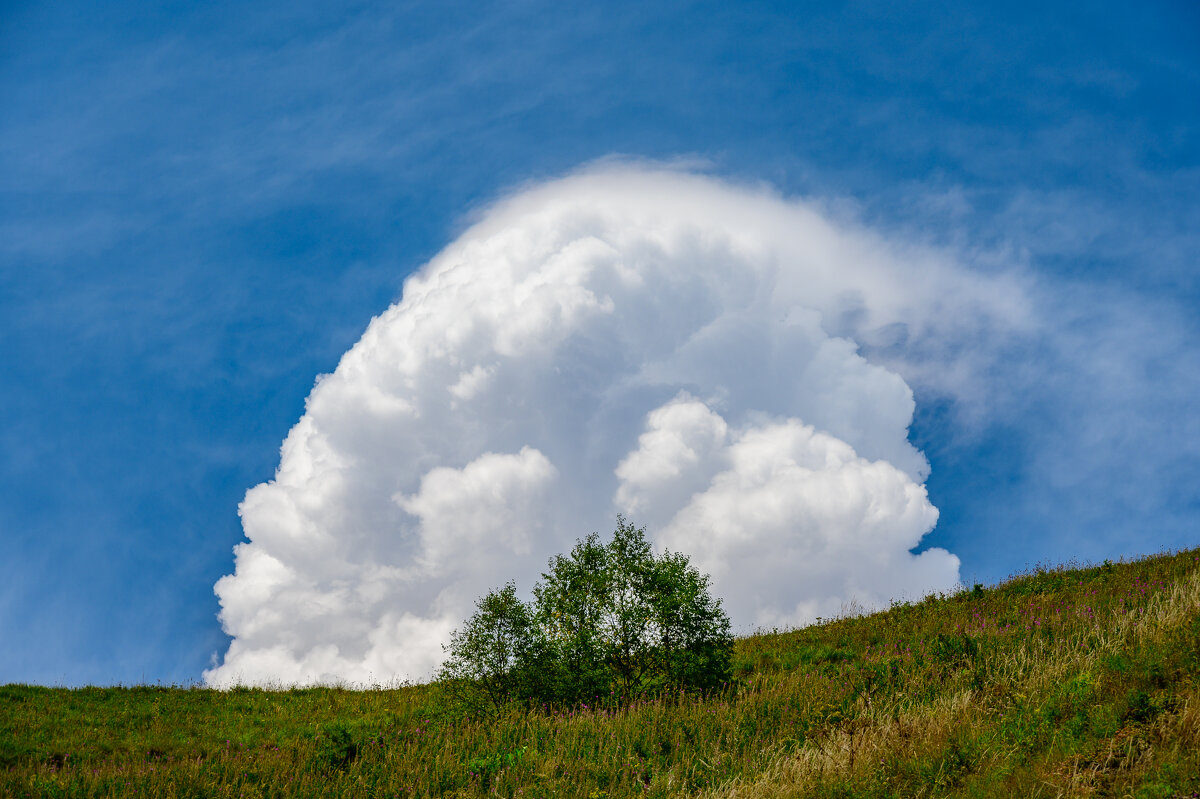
xmin=1 ymin=0 xmax=1197 ymax=686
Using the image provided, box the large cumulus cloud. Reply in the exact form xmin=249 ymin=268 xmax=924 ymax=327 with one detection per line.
xmin=206 ymin=165 xmax=1028 ymax=686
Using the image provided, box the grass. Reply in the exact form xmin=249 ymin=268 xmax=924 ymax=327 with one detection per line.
xmin=3 ymin=548 xmax=1199 ymax=797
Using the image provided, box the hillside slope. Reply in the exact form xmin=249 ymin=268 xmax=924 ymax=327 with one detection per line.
xmin=3 ymin=548 xmax=1198 ymax=797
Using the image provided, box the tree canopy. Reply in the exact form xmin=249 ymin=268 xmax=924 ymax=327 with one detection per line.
xmin=438 ymin=516 xmax=732 ymax=710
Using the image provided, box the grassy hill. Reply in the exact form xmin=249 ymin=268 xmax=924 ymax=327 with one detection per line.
xmin=3 ymin=547 xmax=1199 ymax=798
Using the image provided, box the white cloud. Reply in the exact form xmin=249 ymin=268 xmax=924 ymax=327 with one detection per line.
xmin=397 ymin=446 xmax=557 ymax=578
xmin=614 ymin=393 xmax=729 ymax=520
xmin=206 ymin=164 xmax=1029 ymax=686
xmin=620 ymin=399 xmax=951 ymax=629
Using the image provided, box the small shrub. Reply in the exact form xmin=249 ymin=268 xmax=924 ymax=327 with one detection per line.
xmin=1126 ymin=688 xmax=1158 ymax=724
xmin=931 ymin=632 xmax=978 ymax=670
xmin=466 ymin=746 xmax=527 ymax=789
xmin=312 ymin=721 xmax=358 ymax=771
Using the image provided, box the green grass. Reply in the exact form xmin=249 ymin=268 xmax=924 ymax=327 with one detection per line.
xmin=4 ymin=548 xmax=1199 ymax=798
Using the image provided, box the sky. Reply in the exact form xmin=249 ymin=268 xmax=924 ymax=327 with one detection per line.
xmin=1 ymin=0 xmax=1197 ymax=687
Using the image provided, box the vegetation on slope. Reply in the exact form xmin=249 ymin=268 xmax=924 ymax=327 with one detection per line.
xmin=3 ymin=548 xmax=1199 ymax=798
xmin=440 ymin=517 xmax=733 ymax=711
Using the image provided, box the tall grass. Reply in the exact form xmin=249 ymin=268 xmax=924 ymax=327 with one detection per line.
xmin=3 ymin=548 xmax=1198 ymax=798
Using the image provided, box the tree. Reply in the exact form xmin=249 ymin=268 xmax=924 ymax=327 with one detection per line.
xmin=439 ymin=517 xmax=732 ymax=710
xmin=435 ymin=582 xmax=547 ymax=713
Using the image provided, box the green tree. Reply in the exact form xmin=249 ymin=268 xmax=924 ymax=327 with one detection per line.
xmin=440 ymin=516 xmax=732 ymax=709
xmin=435 ymin=582 xmax=547 ymax=712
